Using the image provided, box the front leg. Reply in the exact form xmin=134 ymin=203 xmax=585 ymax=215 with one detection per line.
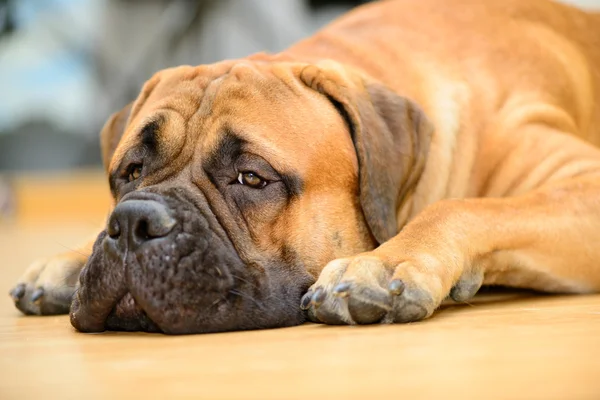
xmin=303 ymin=172 xmax=600 ymax=324
xmin=301 ymin=201 xmax=483 ymax=324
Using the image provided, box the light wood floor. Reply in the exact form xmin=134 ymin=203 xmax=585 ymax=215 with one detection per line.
xmin=1 ymin=172 xmax=599 ymax=399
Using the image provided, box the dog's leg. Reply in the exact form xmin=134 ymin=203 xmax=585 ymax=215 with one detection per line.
xmin=303 ymin=128 xmax=600 ymax=324
xmin=10 ymin=236 xmax=96 ymax=315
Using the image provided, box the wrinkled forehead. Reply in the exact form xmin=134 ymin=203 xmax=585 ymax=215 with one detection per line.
xmin=111 ymin=61 xmax=356 ymax=179
xmin=108 ymin=63 xmax=232 ymax=171
xmin=198 ymin=63 xmax=355 ymax=178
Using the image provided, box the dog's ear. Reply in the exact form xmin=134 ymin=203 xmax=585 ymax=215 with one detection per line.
xmin=298 ymin=63 xmax=433 ymax=244
xmin=99 ymin=103 xmax=132 ymax=172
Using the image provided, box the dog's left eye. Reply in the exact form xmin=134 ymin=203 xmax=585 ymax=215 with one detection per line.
xmin=237 ymin=171 xmax=267 ymax=189
xmin=127 ymin=164 xmax=143 ymax=182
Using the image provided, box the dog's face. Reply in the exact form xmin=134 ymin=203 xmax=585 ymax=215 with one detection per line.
xmin=70 ymin=60 xmax=432 ymax=334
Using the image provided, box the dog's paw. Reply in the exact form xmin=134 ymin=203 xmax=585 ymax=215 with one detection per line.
xmin=301 ymin=253 xmax=483 ymax=325
xmin=9 ymin=253 xmax=86 ymax=315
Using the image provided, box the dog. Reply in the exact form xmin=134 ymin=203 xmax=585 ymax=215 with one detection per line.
xmin=9 ymin=0 xmax=600 ymax=334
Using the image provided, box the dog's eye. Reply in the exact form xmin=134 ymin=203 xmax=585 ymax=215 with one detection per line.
xmin=127 ymin=164 xmax=143 ymax=182
xmin=237 ymin=171 xmax=267 ymax=189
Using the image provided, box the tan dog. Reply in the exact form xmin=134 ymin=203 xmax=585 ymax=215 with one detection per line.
xmin=10 ymin=0 xmax=600 ymax=333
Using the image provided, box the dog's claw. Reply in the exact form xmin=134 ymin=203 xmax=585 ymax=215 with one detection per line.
xmin=10 ymin=284 xmax=26 ymax=302
xmin=300 ymin=291 xmax=313 ymax=310
xmin=333 ymin=282 xmax=351 ymax=297
xmin=31 ymin=288 xmax=44 ymax=304
xmin=388 ymin=279 xmax=405 ymax=296
xmin=311 ymin=287 xmax=326 ymax=307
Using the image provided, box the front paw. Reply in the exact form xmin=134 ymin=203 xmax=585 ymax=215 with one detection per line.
xmin=9 ymin=253 xmax=85 ymax=315
xmin=301 ymin=252 xmax=483 ymax=325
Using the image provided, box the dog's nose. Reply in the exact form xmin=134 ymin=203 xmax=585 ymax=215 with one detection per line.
xmin=107 ymin=200 xmax=176 ymax=250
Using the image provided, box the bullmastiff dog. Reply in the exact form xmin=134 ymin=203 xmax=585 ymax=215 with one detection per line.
xmin=9 ymin=0 xmax=600 ymax=334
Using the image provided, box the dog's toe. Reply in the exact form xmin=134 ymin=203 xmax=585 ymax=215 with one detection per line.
xmin=9 ymin=283 xmax=26 ymax=302
xmin=385 ymin=284 xmax=433 ymax=323
xmin=11 ymin=254 xmax=85 ymax=316
xmin=449 ymin=270 xmax=484 ymax=302
xmin=343 ymin=283 xmax=391 ymax=324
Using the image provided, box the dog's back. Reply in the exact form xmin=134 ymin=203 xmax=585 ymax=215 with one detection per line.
xmin=287 ymin=0 xmax=600 ymax=147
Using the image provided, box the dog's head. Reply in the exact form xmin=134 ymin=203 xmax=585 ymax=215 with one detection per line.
xmin=70 ymin=60 xmax=432 ymax=334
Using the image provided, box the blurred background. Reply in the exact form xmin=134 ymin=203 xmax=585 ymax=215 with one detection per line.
xmin=0 ymin=0 xmax=598 ymax=221
xmin=0 ymin=0 xmax=373 ymax=172
xmin=0 ymin=0 xmax=373 ymax=221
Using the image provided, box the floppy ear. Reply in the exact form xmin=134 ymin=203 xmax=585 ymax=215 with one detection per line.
xmin=99 ymin=103 xmax=132 ymax=173
xmin=299 ymin=63 xmax=433 ymax=245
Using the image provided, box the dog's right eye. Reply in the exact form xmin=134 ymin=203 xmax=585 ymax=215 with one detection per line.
xmin=127 ymin=164 xmax=143 ymax=182
xmin=237 ymin=171 xmax=268 ymax=189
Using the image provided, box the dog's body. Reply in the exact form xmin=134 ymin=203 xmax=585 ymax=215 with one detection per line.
xmin=10 ymin=0 xmax=600 ymax=332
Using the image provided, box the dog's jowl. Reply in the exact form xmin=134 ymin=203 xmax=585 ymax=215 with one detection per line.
xmin=10 ymin=0 xmax=600 ymax=333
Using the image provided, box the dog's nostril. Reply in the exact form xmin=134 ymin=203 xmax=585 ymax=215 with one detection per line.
xmin=109 ymin=200 xmax=176 ymax=250
xmin=107 ymin=216 xmax=121 ymax=239
xmin=134 ymin=220 xmax=150 ymax=241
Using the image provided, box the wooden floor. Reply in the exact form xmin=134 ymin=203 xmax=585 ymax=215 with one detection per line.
xmin=1 ymin=171 xmax=600 ymax=399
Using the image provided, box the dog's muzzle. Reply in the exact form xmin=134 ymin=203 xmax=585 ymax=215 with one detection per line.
xmin=69 ymin=189 xmax=310 ymax=334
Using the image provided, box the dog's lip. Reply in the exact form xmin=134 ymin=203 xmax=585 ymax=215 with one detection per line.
xmin=104 ymin=292 xmax=162 ymax=333
xmin=113 ymin=292 xmax=143 ymax=318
